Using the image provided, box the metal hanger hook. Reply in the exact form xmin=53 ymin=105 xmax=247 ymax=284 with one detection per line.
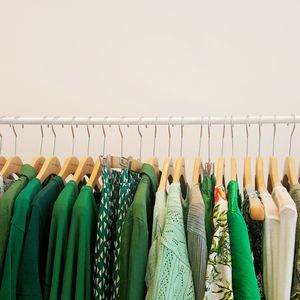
xmin=230 ymin=115 xmax=234 ymax=156
xmin=272 ymin=115 xmax=277 ymax=156
xmin=153 ymin=116 xmax=158 ymax=156
xmin=198 ymin=116 xmax=203 ymax=156
xmin=245 ymin=115 xmax=250 ymax=156
xmin=167 ymin=116 xmax=173 ymax=157
xmin=51 ymin=117 xmax=57 ymax=156
xmin=137 ymin=116 xmax=143 ymax=161
xmin=39 ymin=116 xmax=46 ymax=155
xmin=221 ymin=115 xmax=226 ymax=156
xmin=258 ymin=114 xmax=262 ymax=156
xmin=180 ymin=116 xmax=184 ymax=156
xmin=71 ymin=116 xmax=76 ymax=156
xmin=10 ymin=116 xmax=19 ymax=156
xmin=119 ymin=116 xmax=125 ymax=157
xmin=288 ymin=114 xmax=296 ymax=156
xmin=208 ymin=116 xmax=211 ymax=162
xmin=86 ymin=116 xmax=93 ymax=156
xmin=102 ymin=116 xmax=109 ymax=156
xmin=0 ymin=116 xmax=5 ymax=155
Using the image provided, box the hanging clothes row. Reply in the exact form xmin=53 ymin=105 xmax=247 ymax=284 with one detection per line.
xmin=0 ymin=116 xmax=298 ymax=300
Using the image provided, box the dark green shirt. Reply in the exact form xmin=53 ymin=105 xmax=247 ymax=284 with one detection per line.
xmin=17 ymin=176 xmax=64 ymax=300
xmin=119 ymin=164 xmax=158 ymax=300
xmin=43 ymin=180 xmax=79 ymax=300
xmin=0 ymin=164 xmax=36 ymax=279
xmin=227 ymin=180 xmax=260 ymax=300
xmin=289 ymin=183 xmax=300 ymax=299
xmin=201 ymin=175 xmax=215 ymax=252
xmin=0 ymin=178 xmax=42 ymax=300
xmin=61 ymin=186 xmax=98 ymax=300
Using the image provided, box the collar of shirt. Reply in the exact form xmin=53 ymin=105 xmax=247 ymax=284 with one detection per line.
xmin=140 ymin=163 xmax=158 ymax=193
xmin=19 ymin=164 xmax=37 ymax=181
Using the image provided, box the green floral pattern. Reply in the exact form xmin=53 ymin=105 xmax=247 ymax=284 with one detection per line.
xmin=204 ymin=185 xmax=233 ymax=300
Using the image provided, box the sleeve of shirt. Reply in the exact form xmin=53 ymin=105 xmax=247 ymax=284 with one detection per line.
xmin=119 ymin=213 xmax=148 ymax=300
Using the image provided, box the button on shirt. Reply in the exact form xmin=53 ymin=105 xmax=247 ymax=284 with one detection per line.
xmin=0 ymin=164 xmax=36 ymax=279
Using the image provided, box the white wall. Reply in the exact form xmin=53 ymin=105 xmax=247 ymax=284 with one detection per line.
xmin=0 ymin=0 xmax=299 ymax=185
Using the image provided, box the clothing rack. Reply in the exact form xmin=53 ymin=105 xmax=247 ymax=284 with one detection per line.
xmin=0 ymin=115 xmax=299 ymax=126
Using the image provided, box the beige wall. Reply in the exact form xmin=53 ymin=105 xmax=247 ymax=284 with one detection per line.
xmin=0 ymin=1 xmax=299 ymax=185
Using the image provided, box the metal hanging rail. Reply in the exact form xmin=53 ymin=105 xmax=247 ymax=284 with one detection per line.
xmin=0 ymin=115 xmax=298 ymax=126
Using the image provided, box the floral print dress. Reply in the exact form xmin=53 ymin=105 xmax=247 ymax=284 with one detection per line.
xmin=204 ymin=185 xmax=233 ymax=300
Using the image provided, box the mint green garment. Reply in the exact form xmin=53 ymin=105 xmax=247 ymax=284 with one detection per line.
xmin=201 ymin=175 xmax=215 ymax=252
xmin=119 ymin=164 xmax=158 ymax=300
xmin=0 ymin=178 xmax=42 ymax=300
xmin=149 ymin=183 xmax=195 ymax=299
xmin=0 ymin=164 xmax=36 ymax=279
xmin=61 ymin=186 xmax=98 ymax=300
xmin=145 ymin=190 xmax=167 ymax=299
xmin=43 ymin=180 xmax=79 ymax=300
xmin=227 ymin=180 xmax=260 ymax=300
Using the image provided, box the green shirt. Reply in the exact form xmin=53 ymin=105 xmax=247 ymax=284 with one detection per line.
xmin=227 ymin=180 xmax=260 ymax=300
xmin=61 ymin=186 xmax=98 ymax=300
xmin=43 ymin=180 xmax=79 ymax=300
xmin=0 ymin=178 xmax=42 ymax=300
xmin=0 ymin=164 xmax=36 ymax=279
xmin=201 ymin=175 xmax=215 ymax=252
xmin=17 ymin=176 xmax=64 ymax=300
xmin=119 ymin=164 xmax=158 ymax=300
xmin=289 ymin=183 xmax=300 ymax=299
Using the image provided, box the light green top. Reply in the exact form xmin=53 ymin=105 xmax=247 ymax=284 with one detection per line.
xmin=145 ymin=190 xmax=167 ymax=299
xmin=150 ymin=182 xmax=195 ymax=299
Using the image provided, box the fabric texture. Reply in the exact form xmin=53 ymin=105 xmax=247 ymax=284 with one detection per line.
xmin=242 ymin=185 xmax=265 ymax=299
xmin=201 ymin=175 xmax=215 ymax=252
xmin=16 ymin=176 xmax=64 ymax=300
xmin=61 ymin=186 xmax=100 ymax=300
xmin=204 ymin=184 xmax=233 ymax=300
xmin=111 ymin=168 xmax=140 ymax=300
xmin=43 ymin=180 xmax=79 ymax=300
xmin=228 ymin=181 xmax=260 ymax=300
xmin=0 ymin=175 xmax=15 ymax=197
xmin=145 ymin=190 xmax=167 ymax=300
xmin=0 ymin=178 xmax=42 ymax=300
xmin=119 ymin=164 xmax=157 ymax=300
xmin=93 ymin=168 xmax=120 ymax=300
xmin=148 ymin=182 xmax=195 ymax=300
xmin=0 ymin=164 xmax=36 ymax=280
xmin=289 ymin=183 xmax=300 ymax=299
xmin=186 ymin=183 xmax=207 ymax=300
xmin=260 ymin=190 xmax=280 ymax=300
xmin=272 ymin=185 xmax=297 ymax=300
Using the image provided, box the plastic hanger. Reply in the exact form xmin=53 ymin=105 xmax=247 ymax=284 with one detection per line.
xmin=58 ymin=118 xmax=79 ymax=181
xmin=173 ymin=117 xmax=187 ymax=193
xmin=282 ymin=115 xmax=299 ymax=187
xmin=216 ymin=117 xmax=226 ymax=186
xmin=0 ymin=117 xmax=23 ymax=179
xmin=242 ymin=115 xmax=264 ymax=221
xmin=192 ymin=117 xmax=203 ymax=185
xmin=146 ymin=117 xmax=160 ymax=178
xmin=158 ymin=117 xmax=173 ymax=191
xmin=36 ymin=119 xmax=61 ymax=183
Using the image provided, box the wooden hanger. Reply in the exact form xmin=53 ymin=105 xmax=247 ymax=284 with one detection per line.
xmin=72 ymin=156 xmax=94 ymax=184
xmin=58 ymin=156 xmax=79 ymax=182
xmin=244 ymin=156 xmax=252 ymax=187
xmin=0 ymin=156 xmax=23 ymax=179
xmin=216 ymin=156 xmax=225 ymax=186
xmin=86 ymin=158 xmax=102 ymax=189
xmin=158 ymin=157 xmax=173 ymax=192
xmin=268 ymin=155 xmax=282 ymax=190
xmin=0 ymin=156 xmax=6 ymax=171
xmin=192 ymin=156 xmax=202 ymax=185
xmin=173 ymin=156 xmax=186 ymax=183
xmin=148 ymin=156 xmax=160 ymax=178
xmin=30 ymin=156 xmax=45 ymax=173
xmin=282 ymin=156 xmax=298 ymax=188
xmin=36 ymin=156 xmax=61 ymax=183
xmin=230 ymin=156 xmax=237 ymax=181
xmin=255 ymin=156 xmax=267 ymax=192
